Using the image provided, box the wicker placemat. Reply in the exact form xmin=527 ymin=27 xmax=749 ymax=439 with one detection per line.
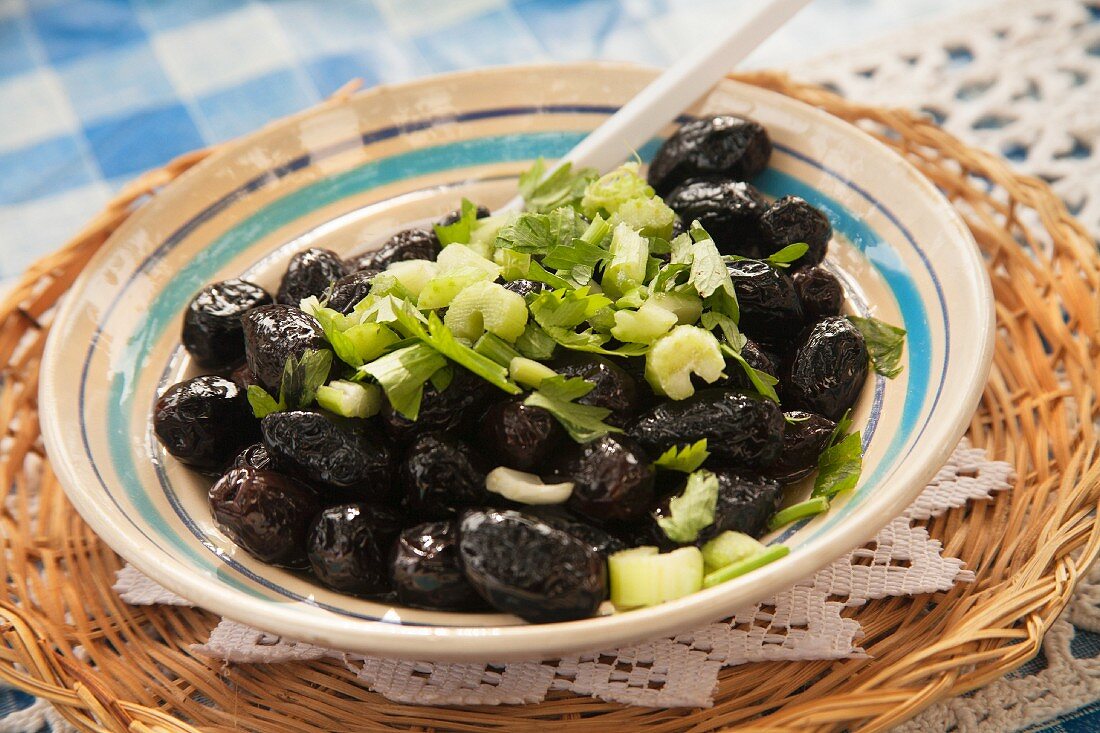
xmin=1 ymin=72 xmax=1098 ymax=733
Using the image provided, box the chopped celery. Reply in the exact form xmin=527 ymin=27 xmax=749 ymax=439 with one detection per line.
xmin=468 ymin=214 xmax=510 ymax=254
xmin=331 ymin=322 xmax=400 ymax=367
xmin=509 ymin=356 xmax=558 ymax=388
xmin=315 ymin=380 xmax=383 ymax=418
xmin=581 ymin=163 xmax=654 ymax=218
xmin=650 ymin=291 xmax=703 ymax=325
xmin=359 ymin=343 xmax=447 ymax=420
xmin=612 ymin=196 xmax=675 ymax=239
xmin=608 ymin=546 xmax=704 ymax=609
xmin=485 ymin=467 xmax=573 ymax=505
xmin=385 ymin=259 xmax=438 ymax=298
xmin=645 ymin=325 xmax=725 ymax=400
xmin=611 ymin=299 xmax=678 ymax=344
xmin=701 ymin=531 xmax=766 ymax=573
xmin=443 ymin=280 xmax=528 ymax=342
xmin=474 ymin=332 xmax=522 ymax=367
xmin=435 ymin=242 xmax=502 ymax=280
xmin=417 ymin=267 xmax=493 ymax=309
xmin=601 ymin=222 xmax=649 ymax=299
xmin=701 ymin=545 xmax=790 ymax=588
xmin=767 ymin=496 xmax=831 ymax=531
xmin=494 ymin=248 xmax=532 ymax=281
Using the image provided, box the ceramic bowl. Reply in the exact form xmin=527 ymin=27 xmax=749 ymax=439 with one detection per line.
xmin=39 ymin=63 xmax=994 ymax=661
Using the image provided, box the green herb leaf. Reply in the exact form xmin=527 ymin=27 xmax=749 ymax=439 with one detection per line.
xmin=765 ymin=242 xmax=809 ymax=267
xmin=246 ymin=385 xmax=285 ymax=419
xmin=278 ymin=348 xmax=332 ymax=409
xmin=650 ymin=262 xmax=691 ymax=292
xmin=528 ymin=287 xmax=613 ymax=329
xmin=538 ymin=374 xmax=596 ymax=401
xmin=653 ymin=439 xmax=710 ymax=473
xmin=496 ymin=212 xmax=553 ymax=254
xmin=719 ymin=344 xmax=779 ymax=403
xmin=432 ymin=198 xmax=478 ymax=245
xmin=359 ymin=343 xmax=448 ymax=420
xmin=548 ymin=206 xmax=588 ymax=248
xmin=688 ymin=233 xmax=733 ymax=299
xmin=523 ymin=260 xmax=573 ymax=289
xmin=524 ymin=389 xmax=621 ymax=443
xmin=669 ymin=232 xmax=693 ymax=264
xmin=314 ymin=305 xmax=400 ymax=367
xmin=519 ymin=159 xmax=599 ymax=213
xmin=848 ymin=315 xmax=907 ymax=378
xmin=657 ymin=470 xmax=719 ymax=544
xmin=812 ymin=430 xmax=863 ymax=499
xmin=701 ymin=312 xmax=747 ymax=352
xmin=514 ymin=322 xmax=558 ymax=360
xmin=421 ymin=313 xmax=521 ymax=395
xmin=429 ymin=364 xmax=454 ymax=393
xmin=543 ymin=325 xmax=649 ymax=356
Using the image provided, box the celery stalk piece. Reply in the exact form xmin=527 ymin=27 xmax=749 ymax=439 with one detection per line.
xmin=485 ymin=467 xmax=574 ymax=505
xmin=416 ymin=266 xmax=494 ymax=310
xmin=701 ymin=545 xmax=790 ymax=588
xmin=644 ymin=325 xmax=726 ymax=399
xmin=385 ymin=259 xmax=438 ymax=298
xmin=494 ymin=248 xmax=532 ymax=281
xmin=435 ymin=242 xmax=502 ymax=279
xmin=474 ymin=332 xmax=522 ymax=367
xmin=650 ymin=291 xmax=703 ymax=325
xmin=315 ymin=380 xmax=383 ymax=418
xmin=612 ymin=196 xmax=675 ymax=239
xmin=608 ymin=546 xmax=704 ymax=609
xmin=443 ymin=280 xmax=528 ymax=342
xmin=610 ymin=299 xmax=678 ymax=343
xmin=700 ymin=531 xmax=766 ymax=573
xmin=509 ymin=356 xmax=558 ymax=388
xmin=601 ymin=222 xmax=649 ymax=299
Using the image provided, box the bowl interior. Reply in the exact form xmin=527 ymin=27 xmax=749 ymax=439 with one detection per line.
xmin=39 ymin=63 xmax=992 ymax=660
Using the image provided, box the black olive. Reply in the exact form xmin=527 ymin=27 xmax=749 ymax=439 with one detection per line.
xmin=629 ymin=389 xmax=784 ymax=469
xmin=153 ymin=376 xmax=258 ymax=471
xmin=457 ymin=509 xmax=606 ymax=623
xmin=261 ymin=410 xmax=395 ymax=499
xmin=502 ymin=279 xmax=550 ymax=298
xmin=325 ymin=270 xmax=377 ymax=314
xmin=391 ymin=520 xmax=488 ymax=611
xmin=400 ymin=432 xmax=488 ymax=519
xmin=525 ymin=506 xmax=626 ymax=558
xmin=477 ymin=397 xmax=564 ymax=472
xmin=307 ymin=503 xmax=402 ymax=595
xmin=182 ymin=279 xmax=272 ymax=370
xmin=766 ymin=411 xmax=836 ymax=484
xmin=664 ymin=179 xmax=768 ymax=257
xmin=347 ymin=228 xmax=441 ymax=271
xmin=647 ymin=115 xmax=771 ymax=196
xmin=549 ymin=434 xmax=655 ymax=523
xmin=710 ymin=340 xmax=777 ymax=392
xmin=209 ymin=466 xmax=321 ymax=567
xmin=241 ymin=305 xmax=327 ymax=394
xmin=276 ymin=248 xmax=347 ymax=305
xmin=760 ymin=196 xmax=831 ymax=268
xmin=785 ymin=316 xmax=869 ymax=421
xmin=653 ymin=470 xmax=783 ymax=544
xmin=726 ymin=260 xmax=803 ymax=345
xmin=230 ymin=363 xmax=258 ymax=391
xmin=793 ymin=267 xmax=844 ymax=321
xmin=231 ymin=442 xmax=274 ymax=471
xmin=439 ymin=204 xmax=490 ymax=225
xmin=549 ymin=352 xmax=640 ymax=427
xmin=381 ymin=366 xmax=495 ymax=443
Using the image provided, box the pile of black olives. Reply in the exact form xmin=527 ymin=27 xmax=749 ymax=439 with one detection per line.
xmin=153 ymin=114 xmax=871 ymax=624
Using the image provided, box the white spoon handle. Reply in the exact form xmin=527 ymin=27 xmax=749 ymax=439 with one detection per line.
xmin=500 ymin=0 xmax=812 ymax=211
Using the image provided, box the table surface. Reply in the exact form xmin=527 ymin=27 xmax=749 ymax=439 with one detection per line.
xmin=2 ymin=1 xmax=1094 ymax=732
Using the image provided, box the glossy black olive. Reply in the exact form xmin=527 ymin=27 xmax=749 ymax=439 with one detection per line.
xmin=647 ymin=115 xmax=771 ymax=196
xmin=549 ymin=434 xmax=655 ymax=523
xmin=439 ymin=204 xmax=490 ymax=225
xmin=400 ymin=432 xmax=488 ymax=519
xmin=550 ymin=352 xmax=640 ymax=428
xmin=231 ymin=442 xmax=274 ymax=471
xmin=793 ymin=267 xmax=844 ymax=321
xmin=391 ymin=520 xmax=487 ymax=610
xmin=276 ymin=248 xmax=348 ymax=305
xmin=153 ymin=376 xmax=258 ymax=471
xmin=766 ymin=411 xmax=836 ymax=484
xmin=664 ymin=179 xmax=769 ymax=257
xmin=502 ymin=279 xmax=550 ymax=298
xmin=381 ymin=366 xmax=495 ymax=443
xmin=653 ymin=470 xmax=783 ymax=544
xmin=710 ymin=340 xmax=777 ymax=392
xmin=760 ymin=195 xmax=832 ymax=268
xmin=261 ymin=410 xmax=395 ymax=499
xmin=457 ymin=509 xmax=606 ymax=622
xmin=726 ymin=260 xmax=803 ymax=345
xmin=326 ymin=270 xmax=377 ymax=314
xmin=209 ymin=466 xmax=321 ymax=567
xmin=785 ymin=316 xmax=869 ymax=421
xmin=240 ymin=305 xmax=327 ymax=394
xmin=629 ymin=389 xmax=785 ymax=469
xmin=347 ymin=228 xmax=441 ymax=271
xmin=525 ymin=506 xmax=626 ymax=558
xmin=230 ymin=363 xmax=258 ymax=391
xmin=307 ymin=503 xmax=402 ymax=595
xmin=477 ymin=397 xmax=564 ymax=471
xmin=182 ymin=279 xmax=272 ymax=370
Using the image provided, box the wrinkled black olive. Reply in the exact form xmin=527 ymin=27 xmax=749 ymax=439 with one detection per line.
xmin=653 ymin=470 xmax=783 ymax=544
xmin=261 ymin=410 xmax=395 ymax=499
xmin=400 ymin=432 xmax=488 ymax=519
xmin=182 ymin=279 xmax=272 ymax=370
xmin=381 ymin=366 xmax=495 ymax=443
xmin=502 ymin=279 xmax=550 ymax=298
xmin=664 ymin=179 xmax=768 ymax=257
xmin=793 ymin=267 xmax=844 ymax=321
xmin=439 ymin=204 xmax=490 ymax=225
xmin=760 ymin=195 xmax=832 ymax=268
xmin=230 ymin=363 xmax=258 ymax=391
xmin=391 ymin=520 xmax=487 ymax=610
xmin=457 ymin=509 xmax=606 ymax=622
xmin=710 ymin=340 xmax=777 ymax=392
xmin=647 ymin=115 xmax=771 ymax=196
xmin=276 ymin=248 xmax=347 ymax=305
xmin=231 ymin=442 xmax=274 ymax=471
xmin=154 ymin=376 xmax=258 ymax=471
xmin=308 ymin=503 xmax=402 ymax=595
xmin=525 ymin=507 xmax=626 ymax=558
xmin=550 ymin=352 xmax=640 ymax=428
xmin=478 ymin=397 xmax=564 ymax=471
xmin=209 ymin=466 xmax=321 ymax=567
xmin=785 ymin=316 xmax=869 ymax=421
xmin=726 ymin=260 xmax=803 ymax=345
xmin=766 ymin=411 xmax=836 ymax=484
xmin=326 ymin=270 xmax=377 ymax=314
xmin=347 ymin=228 xmax=441 ymax=271
xmin=549 ymin=434 xmax=655 ymax=523
xmin=629 ymin=389 xmax=784 ymax=469
xmin=241 ymin=305 xmax=327 ymax=394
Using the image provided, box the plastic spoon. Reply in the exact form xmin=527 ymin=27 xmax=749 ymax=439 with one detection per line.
xmin=500 ymin=0 xmax=812 ymax=211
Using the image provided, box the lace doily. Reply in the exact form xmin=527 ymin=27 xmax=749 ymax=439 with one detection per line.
xmin=114 ymin=441 xmax=1013 ymax=708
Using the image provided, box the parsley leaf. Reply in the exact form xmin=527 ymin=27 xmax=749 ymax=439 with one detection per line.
xmin=721 ymin=344 xmax=780 ymax=403
xmin=359 ymin=343 xmax=448 ymax=420
xmin=529 ymin=287 xmax=613 ymax=329
xmin=653 ymin=439 xmax=710 ymax=473
xmin=538 ymin=374 xmax=596 ymax=401
xmin=689 ymin=234 xmax=734 ymax=299
xmin=247 ymin=385 xmax=285 ymax=419
xmin=433 ymin=198 xmax=478 ymax=245
xmin=811 ymin=430 xmax=863 ymax=498
xmin=496 ymin=212 xmax=553 ymax=254
xmin=278 ymin=348 xmax=333 ymax=409
xmin=766 ymin=243 xmax=809 ymax=267
xmin=524 ymin=388 xmax=621 ymax=442
xmin=514 ymin=322 xmax=558 ymax=360
xmin=657 ymin=469 xmax=719 ymax=543
xmin=701 ymin=312 xmax=747 ymax=352
xmin=542 ymin=325 xmax=649 ymax=356
xmin=848 ymin=315 xmax=907 ymax=378
xmin=519 ymin=159 xmax=599 ymax=213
